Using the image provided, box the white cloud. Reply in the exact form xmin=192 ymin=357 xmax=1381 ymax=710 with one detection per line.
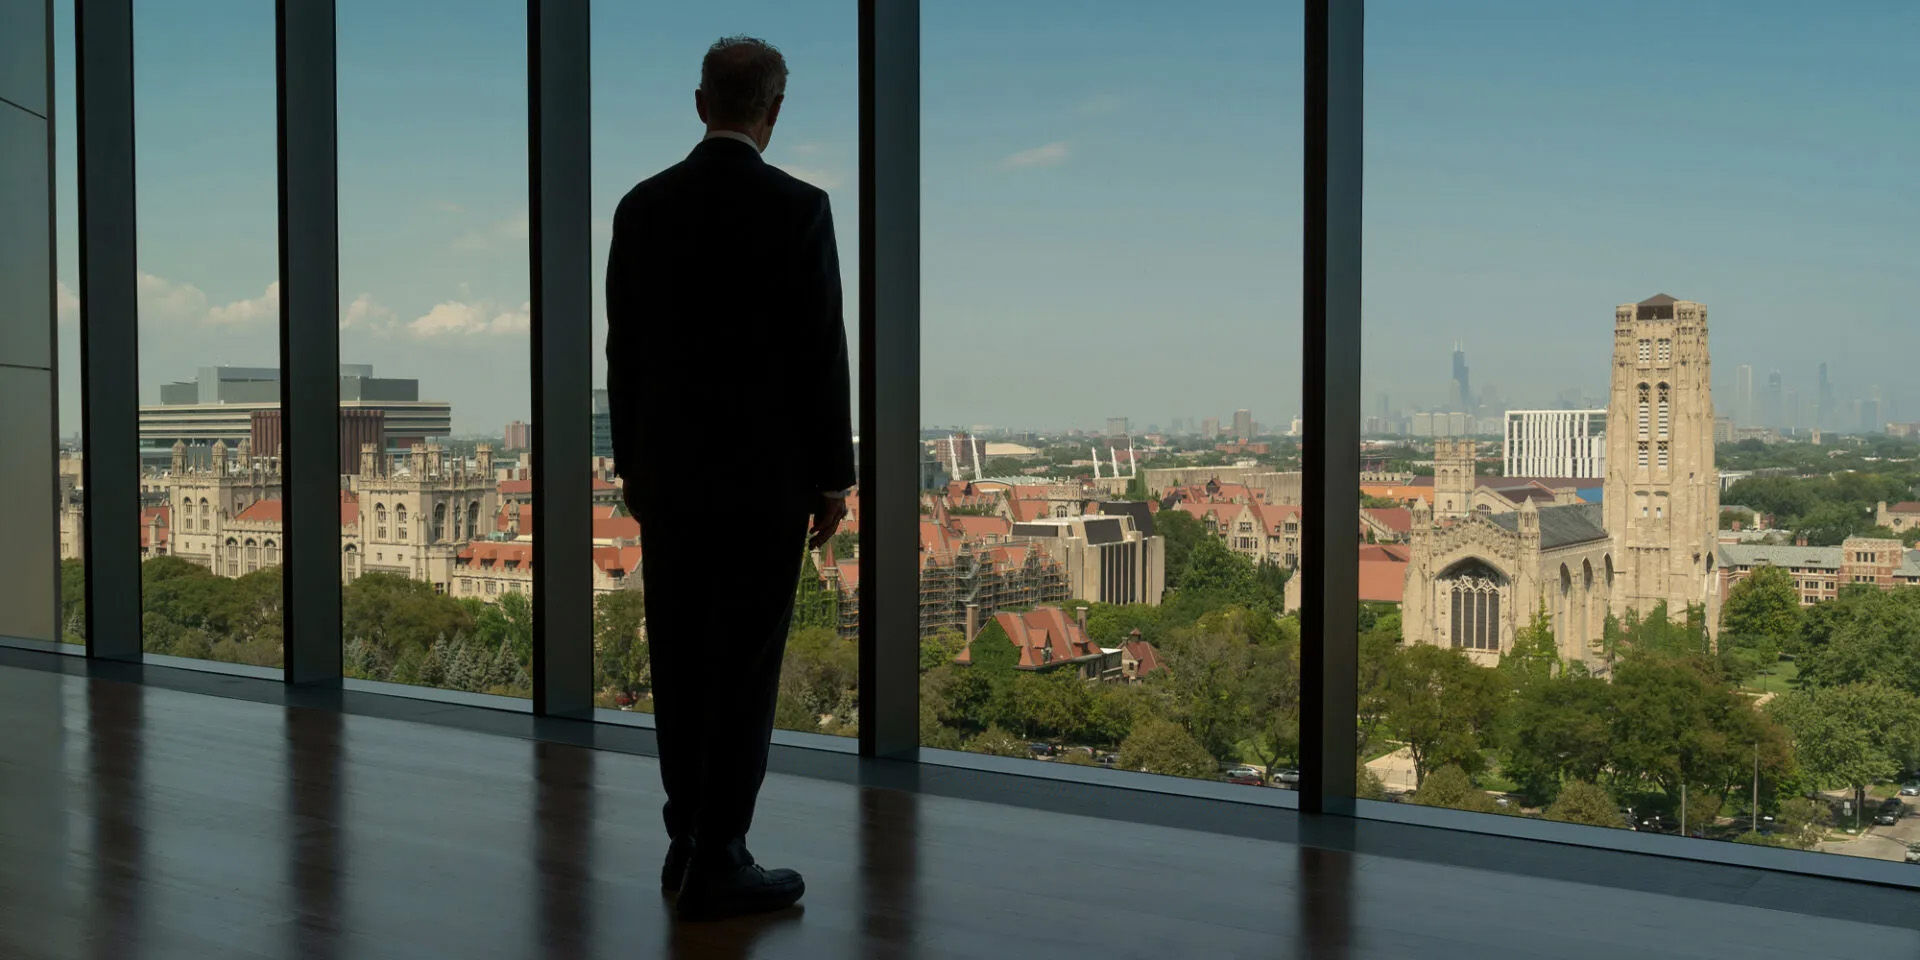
xmin=56 ymin=281 xmax=79 ymax=325
xmin=452 ymin=209 xmax=531 ymax=252
xmin=1078 ymin=95 xmax=1123 ymax=116
xmin=407 ymin=298 xmax=530 ymax=339
xmin=488 ymin=301 xmax=531 ymax=335
xmin=432 ymin=200 xmax=467 ymax=214
xmin=138 ymin=272 xmax=210 ymax=323
xmin=779 ymin=165 xmax=844 ymax=190
xmin=206 ymin=281 xmax=280 ymax=326
xmin=341 ymin=293 xmax=397 ymax=333
xmin=998 ymin=141 xmax=1070 ymax=170
xmin=789 ymin=142 xmax=828 ymax=157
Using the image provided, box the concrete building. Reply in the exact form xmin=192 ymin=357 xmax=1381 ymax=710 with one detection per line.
xmin=1011 ymin=511 xmax=1165 ymax=607
xmin=1232 ymin=408 xmax=1253 ymax=442
xmin=248 ymin=408 xmax=386 ymax=476
xmin=139 ymin=364 xmax=450 ymax=458
xmin=591 ymin=389 xmax=613 ymax=458
xmin=1503 ymin=409 xmax=1606 ymax=479
xmin=504 ymin=420 xmax=533 ymax=451
xmin=1105 ymin=417 xmax=1130 ymax=438
xmin=1875 ymin=500 xmax=1920 ymax=534
xmin=1200 ymin=417 xmax=1219 ymax=439
xmin=1603 ymin=294 xmax=1721 ymax=631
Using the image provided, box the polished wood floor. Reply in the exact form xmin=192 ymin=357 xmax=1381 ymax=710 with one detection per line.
xmin=0 ymin=661 xmax=1915 ymax=960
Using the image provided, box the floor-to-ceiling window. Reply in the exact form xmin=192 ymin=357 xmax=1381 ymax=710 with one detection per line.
xmin=53 ymin=0 xmax=84 ymax=647
xmin=588 ymin=8 xmax=861 ymax=735
xmin=134 ymin=0 xmax=284 ymax=669
xmin=336 ymin=0 xmax=533 ymax=699
xmin=1357 ymin=0 xmax=1920 ymax=863
xmin=916 ymin=0 xmax=1306 ymax=788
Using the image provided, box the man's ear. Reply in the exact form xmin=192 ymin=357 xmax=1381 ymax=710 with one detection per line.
xmin=765 ymin=94 xmax=785 ymax=129
xmin=695 ymin=89 xmax=709 ymax=124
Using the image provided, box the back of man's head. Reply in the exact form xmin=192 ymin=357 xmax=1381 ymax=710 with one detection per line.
xmin=700 ymin=36 xmax=788 ymax=125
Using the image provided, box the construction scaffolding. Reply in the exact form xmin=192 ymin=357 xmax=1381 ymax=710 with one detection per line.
xmin=918 ymin=540 xmax=1070 ymax=640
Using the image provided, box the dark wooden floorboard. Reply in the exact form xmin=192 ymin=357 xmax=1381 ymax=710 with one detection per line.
xmin=0 ymin=665 xmax=1915 ymax=960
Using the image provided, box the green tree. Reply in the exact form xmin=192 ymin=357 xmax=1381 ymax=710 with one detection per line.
xmin=1720 ymin=565 xmax=1801 ymax=665
xmin=1356 ymin=761 xmax=1387 ymax=801
xmin=1770 ymin=795 xmax=1831 ymax=849
xmin=965 ymin=724 xmax=1029 ymax=758
xmin=1610 ymin=654 xmax=1792 ymax=810
xmin=1410 ymin=764 xmax=1499 ymax=814
xmin=1794 ymin=586 xmax=1920 ymax=694
xmin=1499 ymin=671 xmax=1615 ymax=804
xmin=1499 ymin=599 xmax=1559 ymax=691
xmin=59 ymin=558 xmax=86 ymax=645
xmin=1543 ymin=780 xmax=1623 ymax=828
xmin=776 ymin=625 xmax=859 ymax=731
xmin=792 ymin=552 xmax=839 ymax=632
xmin=919 ymin=626 xmax=966 ymax=672
xmin=1153 ymin=509 xmax=1205 ymax=592
xmin=1178 ymin=535 xmax=1257 ymax=599
xmin=1380 ymin=645 xmax=1503 ymax=785
xmin=592 ymin=589 xmax=648 ymax=703
xmin=1117 ymin=717 xmax=1218 ymax=778
xmin=1767 ymin=683 xmax=1920 ymax=819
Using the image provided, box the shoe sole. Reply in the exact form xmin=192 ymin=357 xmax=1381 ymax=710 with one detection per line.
xmin=675 ymin=880 xmax=805 ymax=922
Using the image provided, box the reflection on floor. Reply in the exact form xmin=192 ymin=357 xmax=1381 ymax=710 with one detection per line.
xmin=0 ymin=662 xmax=1913 ymax=959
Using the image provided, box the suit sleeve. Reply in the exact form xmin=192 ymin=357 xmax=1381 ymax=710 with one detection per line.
xmin=803 ymin=194 xmax=857 ymax=493
xmin=604 ymin=210 xmax=642 ymax=484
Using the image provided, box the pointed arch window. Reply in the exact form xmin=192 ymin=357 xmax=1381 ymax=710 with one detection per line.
xmin=1637 ymin=383 xmax=1651 ymax=438
xmin=1657 ymin=383 xmax=1670 ymax=437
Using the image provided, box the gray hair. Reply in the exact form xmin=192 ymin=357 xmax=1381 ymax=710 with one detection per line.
xmin=700 ymin=36 xmax=788 ymax=125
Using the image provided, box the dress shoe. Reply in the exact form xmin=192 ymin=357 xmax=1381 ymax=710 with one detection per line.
xmin=661 ymin=835 xmax=694 ymax=892
xmin=675 ymin=839 xmax=805 ymax=921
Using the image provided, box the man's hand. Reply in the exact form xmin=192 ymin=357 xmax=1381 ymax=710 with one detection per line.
xmin=809 ymin=493 xmax=848 ymax=550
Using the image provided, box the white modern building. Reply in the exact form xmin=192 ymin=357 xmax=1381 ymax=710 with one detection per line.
xmin=1503 ymin=409 xmax=1606 ymax=478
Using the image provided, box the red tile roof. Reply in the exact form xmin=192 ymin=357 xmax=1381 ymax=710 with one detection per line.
xmin=592 ymin=515 xmax=641 ymax=542
xmin=1122 ymin=639 xmax=1165 ymax=677
xmin=139 ymin=505 xmax=171 ymax=548
xmin=920 ymin=519 xmax=956 ymax=557
xmin=498 ymin=478 xmax=533 ymax=495
xmin=989 ymin=606 xmax=1101 ymax=670
xmin=233 ymin=499 xmax=283 ymax=523
xmin=1358 ymin=545 xmax=1409 ymax=603
xmin=1362 ymin=507 xmax=1412 ymax=534
xmin=1251 ymin=502 xmax=1301 ymax=535
xmin=591 ymin=504 xmax=618 ymax=520
xmin=591 ymin=544 xmax=643 ymax=578
xmin=340 ymin=491 xmax=360 ymax=527
xmin=1889 ymin=501 xmax=1920 ymax=514
xmin=948 ymin=515 xmax=1011 ymax=540
xmin=496 ymin=503 xmax=533 ymax=536
xmin=1009 ymin=498 xmax=1053 ymax=523
xmin=457 ymin=541 xmax=533 ymax=569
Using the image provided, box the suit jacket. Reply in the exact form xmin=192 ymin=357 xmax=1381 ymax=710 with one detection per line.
xmin=605 ymin=137 xmax=856 ymax=514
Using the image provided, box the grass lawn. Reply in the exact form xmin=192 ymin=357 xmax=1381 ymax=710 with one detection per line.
xmin=1741 ymin=659 xmax=1799 ymax=696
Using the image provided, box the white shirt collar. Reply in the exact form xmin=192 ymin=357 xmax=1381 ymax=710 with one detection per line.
xmin=702 ymin=129 xmax=762 ymax=153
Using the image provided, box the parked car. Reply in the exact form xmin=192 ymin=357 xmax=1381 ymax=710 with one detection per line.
xmin=1901 ymin=781 xmax=1920 ymax=797
xmin=1271 ymin=768 xmax=1301 ymax=788
xmin=1227 ymin=774 xmax=1266 ymax=786
xmin=1907 ymin=843 xmax=1920 ymax=864
xmin=1094 ymin=753 xmax=1118 ymax=767
xmin=1223 ymin=765 xmax=1262 ymax=780
xmin=1028 ymin=742 xmax=1053 ymax=758
xmin=1875 ymin=798 xmax=1904 ymax=826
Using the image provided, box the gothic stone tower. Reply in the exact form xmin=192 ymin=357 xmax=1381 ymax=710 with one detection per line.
xmin=1603 ymin=294 xmax=1720 ymax=631
xmin=1433 ymin=437 xmax=1476 ymax=522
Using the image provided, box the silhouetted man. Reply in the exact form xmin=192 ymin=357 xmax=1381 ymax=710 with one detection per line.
xmin=604 ymin=36 xmax=853 ymax=922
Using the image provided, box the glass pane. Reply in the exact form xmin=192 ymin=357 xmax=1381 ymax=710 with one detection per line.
xmin=1361 ymin=1 xmax=1920 ymax=854
xmin=134 ymin=0 xmax=283 ymax=667
xmin=590 ymin=11 xmax=861 ymax=733
xmin=337 ymin=0 xmax=531 ymax=698
xmin=919 ymin=1 xmax=1304 ymax=789
xmin=54 ymin=0 xmax=83 ymax=646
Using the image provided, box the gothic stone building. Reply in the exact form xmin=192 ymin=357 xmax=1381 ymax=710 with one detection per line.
xmin=1403 ymin=295 xmax=1721 ymax=666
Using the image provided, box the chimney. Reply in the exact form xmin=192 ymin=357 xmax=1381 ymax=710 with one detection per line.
xmin=1076 ymin=605 xmax=1088 ymax=633
xmin=965 ymin=602 xmax=981 ymax=642
xmin=1731 ymin=520 xmax=1742 ymax=532
xmin=1795 ymin=534 xmax=1808 ymax=547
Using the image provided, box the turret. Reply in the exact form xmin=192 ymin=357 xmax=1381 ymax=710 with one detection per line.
xmin=170 ymin=439 xmax=187 ymax=475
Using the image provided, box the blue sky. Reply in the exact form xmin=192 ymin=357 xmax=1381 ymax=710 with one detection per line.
xmin=52 ymin=0 xmax=1920 ymax=437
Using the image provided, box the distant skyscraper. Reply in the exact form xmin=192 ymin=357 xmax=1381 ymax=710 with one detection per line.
xmin=1105 ymin=417 xmax=1130 ymax=438
xmin=504 ymin=420 xmax=532 ymax=451
xmin=1762 ymin=371 xmax=1783 ymax=429
xmin=1452 ymin=342 xmax=1472 ymax=410
xmin=1817 ymin=362 xmax=1834 ymax=430
xmin=1232 ymin=409 xmax=1253 ymax=442
xmin=1735 ymin=364 xmax=1754 ymax=426
xmin=1784 ymin=388 xmax=1800 ymax=434
xmin=1201 ymin=416 xmax=1220 ymax=439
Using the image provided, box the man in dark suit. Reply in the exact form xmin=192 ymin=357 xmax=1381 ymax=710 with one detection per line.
xmin=604 ymin=36 xmax=854 ymax=922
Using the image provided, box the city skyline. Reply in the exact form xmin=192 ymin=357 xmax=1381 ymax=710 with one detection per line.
xmin=49 ymin=0 xmax=1920 ymax=437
